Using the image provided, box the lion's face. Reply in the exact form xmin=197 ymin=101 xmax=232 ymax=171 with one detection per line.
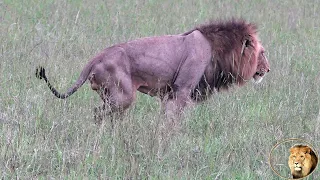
xmin=288 ymin=146 xmax=315 ymax=178
xmin=253 ymin=45 xmax=270 ymax=83
xmin=289 ymin=150 xmax=310 ymax=171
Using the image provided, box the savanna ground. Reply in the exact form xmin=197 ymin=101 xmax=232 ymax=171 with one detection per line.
xmin=1 ymin=0 xmax=320 ymax=179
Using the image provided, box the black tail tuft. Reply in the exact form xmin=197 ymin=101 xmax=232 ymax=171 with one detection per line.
xmin=35 ymin=66 xmax=46 ymax=80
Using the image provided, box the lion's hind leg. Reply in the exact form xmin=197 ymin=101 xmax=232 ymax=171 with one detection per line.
xmin=93 ymin=77 xmax=136 ymax=127
xmin=91 ymin=49 xmax=135 ymax=126
xmin=93 ymin=103 xmax=107 ymax=126
xmin=108 ymin=79 xmax=135 ymax=114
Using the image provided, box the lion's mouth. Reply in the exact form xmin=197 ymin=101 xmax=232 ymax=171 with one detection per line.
xmin=254 ymin=68 xmax=270 ymax=81
xmin=294 ymin=167 xmax=302 ymax=171
xmin=253 ymin=72 xmax=265 ymax=83
xmin=255 ymin=72 xmax=265 ymax=77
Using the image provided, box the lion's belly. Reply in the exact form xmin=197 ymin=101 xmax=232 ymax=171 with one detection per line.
xmin=136 ymin=82 xmax=172 ymax=98
xmin=137 ymin=86 xmax=162 ymax=97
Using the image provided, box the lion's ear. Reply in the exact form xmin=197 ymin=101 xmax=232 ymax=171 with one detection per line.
xmin=241 ymin=39 xmax=252 ymax=54
xmin=245 ymin=39 xmax=251 ymax=47
xmin=305 ymin=147 xmax=311 ymax=154
xmin=242 ymin=34 xmax=253 ymax=47
xmin=289 ymin=148 xmax=294 ymax=154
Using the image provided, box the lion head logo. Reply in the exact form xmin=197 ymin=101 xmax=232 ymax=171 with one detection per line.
xmin=288 ymin=145 xmax=318 ymax=179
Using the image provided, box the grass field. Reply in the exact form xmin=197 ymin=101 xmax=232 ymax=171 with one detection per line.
xmin=1 ymin=0 xmax=320 ymax=179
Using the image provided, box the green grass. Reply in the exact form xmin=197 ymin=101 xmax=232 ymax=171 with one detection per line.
xmin=1 ymin=0 xmax=320 ymax=179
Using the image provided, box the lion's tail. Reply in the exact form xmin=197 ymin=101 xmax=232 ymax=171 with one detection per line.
xmin=35 ymin=64 xmax=92 ymax=99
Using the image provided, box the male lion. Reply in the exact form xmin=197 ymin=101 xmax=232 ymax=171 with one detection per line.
xmin=36 ymin=19 xmax=270 ymax=120
xmin=288 ymin=145 xmax=318 ymax=179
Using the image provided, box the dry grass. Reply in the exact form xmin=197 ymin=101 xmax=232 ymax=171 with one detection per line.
xmin=1 ymin=0 xmax=320 ymax=179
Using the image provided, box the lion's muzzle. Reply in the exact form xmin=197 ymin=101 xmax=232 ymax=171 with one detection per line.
xmin=253 ymin=67 xmax=270 ymax=83
xmin=294 ymin=162 xmax=302 ymax=171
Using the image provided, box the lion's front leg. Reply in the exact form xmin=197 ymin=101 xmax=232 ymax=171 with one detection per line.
xmin=163 ymin=89 xmax=194 ymax=125
xmin=157 ymin=91 xmax=194 ymax=158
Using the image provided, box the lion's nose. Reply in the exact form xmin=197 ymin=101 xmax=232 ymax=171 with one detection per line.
xmin=295 ymin=162 xmax=298 ymax=165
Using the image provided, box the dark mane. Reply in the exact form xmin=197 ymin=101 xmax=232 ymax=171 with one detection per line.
xmin=188 ymin=19 xmax=260 ymax=101
xmin=196 ymin=19 xmax=257 ymax=54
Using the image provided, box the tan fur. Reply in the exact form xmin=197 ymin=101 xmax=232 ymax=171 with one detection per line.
xmin=35 ymin=19 xmax=270 ymax=121
xmin=288 ymin=145 xmax=318 ymax=179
